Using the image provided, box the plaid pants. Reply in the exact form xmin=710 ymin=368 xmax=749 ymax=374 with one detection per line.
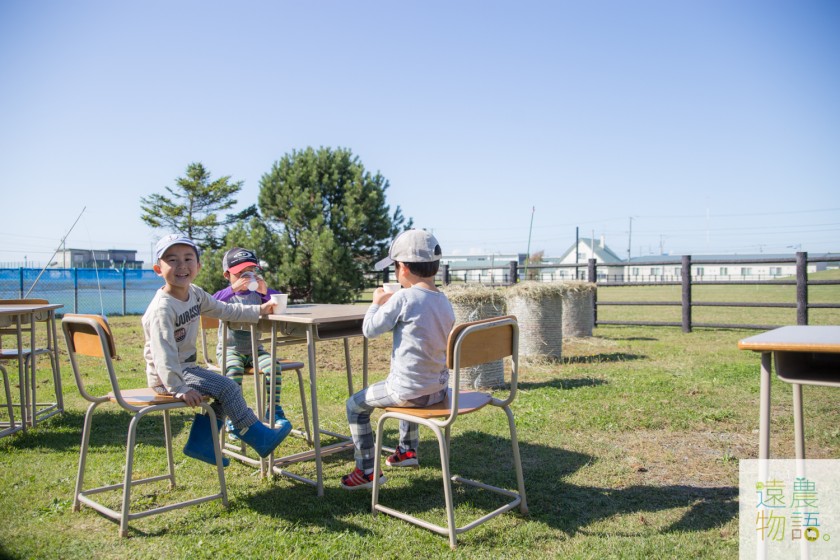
xmin=181 ymin=366 xmax=258 ymax=430
xmin=346 ymin=380 xmax=446 ymax=471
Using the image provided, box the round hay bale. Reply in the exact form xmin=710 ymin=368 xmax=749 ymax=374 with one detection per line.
xmin=504 ymin=281 xmax=564 ymax=360
xmin=442 ymin=285 xmax=506 ymax=389
xmin=559 ymin=281 xmax=596 ymax=338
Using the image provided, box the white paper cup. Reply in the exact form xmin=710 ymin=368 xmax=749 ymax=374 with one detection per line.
xmin=382 ymin=283 xmax=401 ymax=293
xmin=269 ymin=293 xmax=288 ymax=314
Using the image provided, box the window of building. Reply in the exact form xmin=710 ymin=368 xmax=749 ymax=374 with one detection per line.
xmin=720 ymin=267 xmax=728 ymax=276
xmin=632 ymin=268 xmax=639 ymax=276
xmin=741 ymin=267 xmax=752 ymax=276
xmin=770 ymin=267 xmax=782 ymax=276
xmin=696 ymin=267 xmax=705 ymax=276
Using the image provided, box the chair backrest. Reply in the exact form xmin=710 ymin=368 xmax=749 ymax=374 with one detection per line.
xmin=199 ymin=316 xmax=222 ymax=370
xmin=447 ymin=315 xmax=517 ymax=369
xmin=447 ymin=315 xmax=520 ymax=409
xmin=62 ymin=314 xmax=124 ymax=407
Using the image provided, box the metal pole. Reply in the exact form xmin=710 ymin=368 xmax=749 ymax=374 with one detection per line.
xmin=524 ymin=206 xmax=535 ymax=280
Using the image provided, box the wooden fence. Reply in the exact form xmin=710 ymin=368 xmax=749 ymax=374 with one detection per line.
xmin=371 ymin=252 xmax=840 ymax=332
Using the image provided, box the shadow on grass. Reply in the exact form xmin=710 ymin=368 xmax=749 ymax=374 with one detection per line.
xmin=600 ymin=336 xmax=659 ymax=342
xmin=0 ymin=409 xmax=193 ymax=452
xmin=240 ymin=430 xmax=737 ymax=542
xmin=562 ymin=352 xmax=646 ymax=364
xmin=518 ymin=377 xmax=607 ymax=391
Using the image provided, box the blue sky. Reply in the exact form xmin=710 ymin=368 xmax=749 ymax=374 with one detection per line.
xmin=1 ymin=0 xmax=838 ymax=267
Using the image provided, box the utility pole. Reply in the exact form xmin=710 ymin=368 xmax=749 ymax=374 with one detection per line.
xmin=524 ymin=206 xmax=535 ymax=279
xmin=627 ymin=217 xmax=633 ymax=261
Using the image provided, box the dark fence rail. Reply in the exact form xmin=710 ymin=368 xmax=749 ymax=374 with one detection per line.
xmin=371 ymin=252 xmax=839 ymax=332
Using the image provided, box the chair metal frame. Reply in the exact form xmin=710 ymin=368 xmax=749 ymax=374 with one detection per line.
xmin=0 ymin=363 xmax=19 ymax=437
xmin=62 ymin=313 xmax=228 ymax=537
xmin=371 ymin=315 xmax=529 ymax=549
xmin=0 ymin=298 xmax=63 ymax=428
xmin=200 ymin=315 xmax=312 ymax=476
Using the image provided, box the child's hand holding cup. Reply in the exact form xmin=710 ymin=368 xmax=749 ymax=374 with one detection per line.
xmin=269 ymin=293 xmax=288 ymax=314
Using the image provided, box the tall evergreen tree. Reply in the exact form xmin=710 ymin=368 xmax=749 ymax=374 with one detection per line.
xmin=258 ymin=147 xmax=410 ymax=302
xmin=141 ymin=162 xmax=253 ymax=250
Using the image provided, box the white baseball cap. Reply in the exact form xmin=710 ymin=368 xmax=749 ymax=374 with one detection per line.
xmin=375 ymin=229 xmax=442 ymax=271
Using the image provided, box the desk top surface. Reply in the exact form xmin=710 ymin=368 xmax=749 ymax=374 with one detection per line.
xmin=738 ymin=325 xmax=840 ymax=353
xmin=0 ymin=302 xmax=63 ymax=316
xmin=265 ymin=303 xmax=368 ymax=325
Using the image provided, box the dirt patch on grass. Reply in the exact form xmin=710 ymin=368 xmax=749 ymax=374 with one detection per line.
xmin=591 ymin=430 xmax=755 ymax=488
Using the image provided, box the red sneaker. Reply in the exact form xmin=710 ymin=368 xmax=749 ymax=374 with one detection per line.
xmin=340 ymin=467 xmax=386 ymax=491
xmin=386 ymin=447 xmax=419 ymax=468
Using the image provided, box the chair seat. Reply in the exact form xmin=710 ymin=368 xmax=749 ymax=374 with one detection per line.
xmin=0 ymin=348 xmax=48 ymax=358
xmin=107 ymin=388 xmax=184 ymax=406
xmin=384 ymin=391 xmax=492 ymax=419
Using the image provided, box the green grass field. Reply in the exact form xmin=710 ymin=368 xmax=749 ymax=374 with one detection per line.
xmin=1 ymin=283 xmax=838 ymax=558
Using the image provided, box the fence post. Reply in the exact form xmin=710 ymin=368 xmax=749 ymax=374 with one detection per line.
xmin=382 ymin=268 xmax=390 ymax=284
xmin=587 ymin=259 xmax=596 ymax=283
xmin=589 ymin=258 xmax=598 ymax=327
xmin=509 ymin=261 xmax=518 ymax=285
xmin=122 ymin=268 xmax=127 ymax=316
xmin=681 ymin=255 xmax=692 ymax=333
xmin=796 ymin=251 xmax=808 ymax=325
xmin=18 ymin=267 xmax=24 ymax=298
xmin=442 ymin=263 xmax=450 ymax=286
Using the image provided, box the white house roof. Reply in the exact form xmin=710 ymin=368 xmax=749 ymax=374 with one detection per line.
xmin=558 ymin=239 xmax=624 ymax=264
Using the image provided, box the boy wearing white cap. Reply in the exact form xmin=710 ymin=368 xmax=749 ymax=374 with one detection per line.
xmin=341 ymin=229 xmax=456 ymax=490
xmin=142 ymin=234 xmax=292 ymax=466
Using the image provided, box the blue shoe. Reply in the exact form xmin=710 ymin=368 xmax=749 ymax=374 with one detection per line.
xmin=232 ymin=420 xmax=292 ymax=458
xmin=183 ymin=413 xmax=230 ymax=467
xmin=225 ymin=418 xmax=239 ymax=442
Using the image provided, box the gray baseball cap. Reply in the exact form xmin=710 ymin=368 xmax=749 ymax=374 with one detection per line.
xmin=155 ymin=234 xmax=200 ymax=260
xmin=375 ymin=229 xmax=442 ymax=271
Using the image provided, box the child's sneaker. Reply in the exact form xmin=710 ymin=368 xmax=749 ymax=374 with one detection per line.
xmin=225 ymin=418 xmax=239 ymax=442
xmin=386 ymin=447 xmax=418 ymax=468
xmin=340 ymin=467 xmax=386 ymax=491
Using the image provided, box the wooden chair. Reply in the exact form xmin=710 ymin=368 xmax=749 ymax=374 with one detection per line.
xmin=61 ymin=313 xmax=227 ymax=537
xmin=198 ymin=315 xmax=224 ymax=373
xmin=199 ymin=315 xmax=312 ymax=470
xmin=0 ymin=298 xmax=63 ymax=427
xmin=371 ymin=315 xmax=528 ymax=549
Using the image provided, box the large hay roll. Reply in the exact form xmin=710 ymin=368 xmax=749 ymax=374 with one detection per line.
xmin=505 ymin=281 xmax=564 ymax=360
xmin=442 ymin=284 xmax=506 ymax=389
xmin=559 ymin=281 xmax=596 ymax=338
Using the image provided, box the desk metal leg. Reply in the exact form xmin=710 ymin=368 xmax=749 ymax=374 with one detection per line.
xmin=28 ymin=313 xmax=38 ymax=428
xmin=15 ymin=317 xmax=28 ymax=432
xmin=758 ymin=352 xmax=772 ymax=460
xmin=792 ymin=383 xmax=805 ymax=460
xmin=363 ymin=338 xmax=368 ymax=389
xmin=306 ymin=326 xmax=324 ymax=496
xmin=344 ymin=339 xmax=353 ymax=395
